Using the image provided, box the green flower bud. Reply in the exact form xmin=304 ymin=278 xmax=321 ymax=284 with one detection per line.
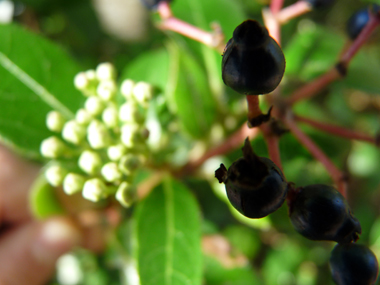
xmin=85 ymin=96 xmax=105 ymax=116
xmin=75 ymin=109 xmax=93 ymax=125
xmin=102 ymin=105 xmax=119 ymax=128
xmin=116 ymin=182 xmax=136 ymax=208
xmin=78 ymin=150 xmax=102 ymax=174
xmin=120 ymin=79 xmax=135 ymax=99
xmin=46 ymin=111 xmax=66 ymax=132
xmin=101 ymin=162 xmax=122 ymax=182
xmin=133 ymin=82 xmax=152 ymax=106
xmin=97 ymin=80 xmax=117 ymax=101
xmin=121 ymin=123 xmax=139 ymax=147
xmin=87 ymin=120 xmax=112 ymax=149
xmin=107 ymin=144 xmax=126 ymax=161
xmin=96 ymin=62 xmax=116 ymax=81
xmin=62 ymin=120 xmax=86 ymax=145
xmin=74 ymin=72 xmax=89 ymax=91
xmin=63 ymin=173 xmax=85 ymax=195
xmin=40 ymin=136 xmax=68 ymax=158
xmin=85 ymin=70 xmax=97 ymax=81
xmin=119 ymin=102 xmax=143 ymax=123
xmin=119 ymin=154 xmax=142 ymax=175
xmin=45 ymin=164 xmax=68 ymax=187
xmin=82 ymin=178 xmax=109 ymax=202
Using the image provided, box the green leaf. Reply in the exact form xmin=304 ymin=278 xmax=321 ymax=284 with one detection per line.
xmin=167 ymin=43 xmax=217 ymax=138
xmin=29 ymin=172 xmax=65 ymax=219
xmin=0 ymin=24 xmax=84 ymax=158
xmin=121 ymin=48 xmax=170 ymax=92
xmin=135 ymin=178 xmax=202 ymax=285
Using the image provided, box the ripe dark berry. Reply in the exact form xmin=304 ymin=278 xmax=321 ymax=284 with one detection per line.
xmin=140 ymin=0 xmax=172 ymax=10
xmin=215 ymin=138 xmax=288 ymax=218
xmin=288 ymin=184 xmax=361 ymax=243
xmin=329 ymin=243 xmax=379 ymax=285
xmin=221 ymin=20 xmax=285 ymax=95
xmin=305 ymin=0 xmax=336 ymax=9
xmin=346 ymin=5 xmax=380 ymax=40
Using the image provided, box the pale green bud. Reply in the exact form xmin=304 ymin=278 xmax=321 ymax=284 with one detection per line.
xmin=97 ymin=80 xmax=117 ymax=101
xmin=40 ymin=136 xmax=68 ymax=158
xmin=87 ymin=120 xmax=111 ymax=149
xmin=133 ymin=82 xmax=152 ymax=106
xmin=82 ymin=178 xmax=109 ymax=202
xmin=102 ymin=105 xmax=119 ymax=128
xmin=101 ymin=162 xmax=122 ymax=182
xmin=74 ymin=72 xmax=89 ymax=91
xmin=119 ymin=102 xmax=143 ymax=123
xmin=78 ymin=150 xmax=102 ymax=174
xmin=85 ymin=70 xmax=97 ymax=81
xmin=62 ymin=120 xmax=86 ymax=145
xmin=120 ymin=79 xmax=135 ymax=99
xmin=121 ymin=123 xmax=139 ymax=147
xmin=107 ymin=144 xmax=126 ymax=161
xmin=75 ymin=108 xmax=93 ymax=125
xmin=116 ymin=182 xmax=136 ymax=208
xmin=46 ymin=111 xmax=66 ymax=132
xmin=85 ymin=96 xmax=105 ymax=116
xmin=119 ymin=154 xmax=142 ymax=175
xmin=96 ymin=62 xmax=116 ymax=81
xmin=45 ymin=165 xmax=68 ymax=187
xmin=63 ymin=173 xmax=85 ymax=195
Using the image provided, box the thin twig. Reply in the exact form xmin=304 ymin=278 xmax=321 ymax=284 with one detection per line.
xmin=276 ymin=1 xmax=312 ymax=24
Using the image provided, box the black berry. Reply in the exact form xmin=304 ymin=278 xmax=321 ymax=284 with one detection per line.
xmin=305 ymin=0 xmax=336 ymax=9
xmin=140 ymin=0 xmax=172 ymax=10
xmin=222 ymin=20 xmax=285 ymax=95
xmin=330 ymin=243 xmax=379 ymax=285
xmin=288 ymin=184 xmax=361 ymax=243
xmin=346 ymin=5 xmax=380 ymax=40
xmin=215 ymin=138 xmax=288 ymax=218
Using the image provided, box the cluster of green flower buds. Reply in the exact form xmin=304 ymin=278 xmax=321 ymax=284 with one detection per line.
xmin=40 ymin=63 xmax=152 ymax=207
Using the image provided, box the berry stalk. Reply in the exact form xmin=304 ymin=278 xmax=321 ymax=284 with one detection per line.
xmin=284 ymin=113 xmax=347 ymax=197
xmin=276 ymin=1 xmax=313 ymax=24
xmin=294 ymin=115 xmax=379 ymax=145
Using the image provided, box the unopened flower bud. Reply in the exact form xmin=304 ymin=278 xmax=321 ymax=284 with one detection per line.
xmin=85 ymin=96 xmax=105 ymax=116
xmin=107 ymin=144 xmax=126 ymax=161
xmin=120 ymin=79 xmax=135 ymax=99
xmin=63 ymin=173 xmax=85 ymax=195
xmin=75 ymin=109 xmax=93 ymax=125
xmin=119 ymin=154 xmax=142 ymax=175
xmin=85 ymin=70 xmax=97 ymax=81
xmin=87 ymin=120 xmax=111 ymax=149
xmin=116 ymin=182 xmax=136 ymax=207
xmin=45 ymin=165 xmax=68 ymax=187
xmin=119 ymin=102 xmax=143 ymax=123
xmin=96 ymin=62 xmax=116 ymax=81
xmin=78 ymin=150 xmax=102 ymax=174
xmin=133 ymin=82 xmax=152 ymax=106
xmin=82 ymin=178 xmax=109 ymax=202
xmin=102 ymin=105 xmax=119 ymax=128
xmin=46 ymin=111 xmax=66 ymax=132
xmin=97 ymin=80 xmax=117 ymax=101
xmin=101 ymin=162 xmax=122 ymax=182
xmin=74 ymin=72 xmax=89 ymax=91
xmin=62 ymin=120 xmax=86 ymax=145
xmin=121 ymin=123 xmax=139 ymax=147
xmin=40 ymin=136 xmax=68 ymax=158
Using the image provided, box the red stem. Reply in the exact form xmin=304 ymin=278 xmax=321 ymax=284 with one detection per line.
xmin=262 ymin=126 xmax=283 ymax=171
xmin=294 ymin=115 xmax=377 ymax=144
xmin=286 ymin=68 xmax=340 ymax=105
xmin=285 ymin=114 xmax=347 ymax=197
xmin=246 ymin=96 xmax=262 ymax=121
xmin=276 ymin=1 xmax=312 ymax=24
xmin=270 ymin=0 xmax=285 ymax=15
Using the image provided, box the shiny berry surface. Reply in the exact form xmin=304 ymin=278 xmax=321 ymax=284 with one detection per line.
xmin=215 ymin=138 xmax=288 ymax=218
xmin=288 ymin=184 xmax=361 ymax=243
xmin=222 ymin=20 xmax=285 ymax=95
xmin=346 ymin=5 xmax=380 ymax=40
xmin=330 ymin=243 xmax=379 ymax=285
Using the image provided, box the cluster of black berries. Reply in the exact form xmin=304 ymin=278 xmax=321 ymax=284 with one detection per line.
xmin=215 ymin=139 xmax=379 ymax=284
